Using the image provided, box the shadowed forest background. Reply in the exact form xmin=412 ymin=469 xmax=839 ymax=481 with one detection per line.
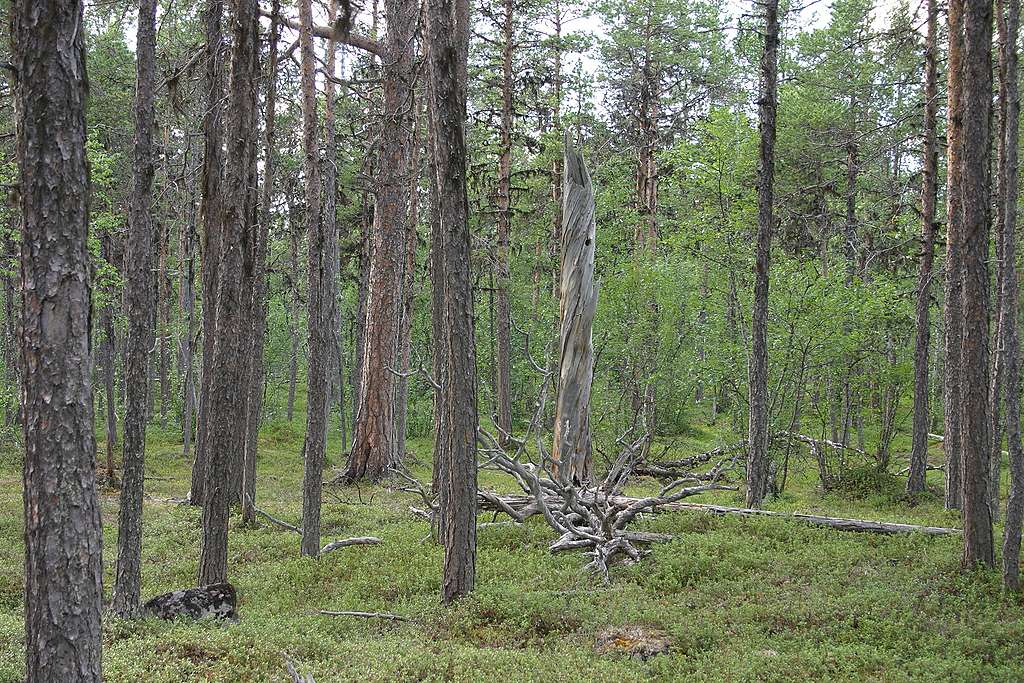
xmin=4 ymin=0 xmax=1024 ymax=678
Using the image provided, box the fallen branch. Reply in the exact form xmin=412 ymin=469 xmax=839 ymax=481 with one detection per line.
xmin=320 ymin=536 xmax=381 ymax=554
xmin=283 ymin=652 xmax=316 ymax=683
xmin=319 ymin=610 xmax=412 ymax=622
xmin=252 ymin=504 xmax=302 ymax=534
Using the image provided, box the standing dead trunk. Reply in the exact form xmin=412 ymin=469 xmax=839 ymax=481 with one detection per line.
xmin=298 ymin=0 xmax=328 ymax=557
xmin=959 ymin=0 xmax=995 ymax=569
xmin=191 ymin=0 xmax=226 ymax=508
xmin=427 ymin=0 xmax=478 ymax=603
xmin=551 ymin=134 xmax=596 ymax=485
xmin=113 ymin=0 xmax=158 ymax=618
xmin=13 ymin=0 xmax=104 ymax=674
xmin=199 ymin=0 xmax=260 ymax=584
xmin=944 ymin=0 xmax=966 ymax=512
xmin=242 ymin=0 xmax=281 ymax=526
xmin=746 ymin=0 xmax=779 ymax=509
xmin=1000 ymin=0 xmax=1024 ymax=589
xmin=908 ymin=0 xmax=939 ymax=498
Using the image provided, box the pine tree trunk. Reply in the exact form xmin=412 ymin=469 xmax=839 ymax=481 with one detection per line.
xmin=298 ymin=0 xmax=327 ymax=557
xmin=746 ymin=0 xmax=778 ymax=509
xmin=191 ymin=0 xmax=226 ymax=508
xmin=14 ymin=0 xmax=104 ymax=674
xmin=242 ymin=0 xmax=281 ymax=526
xmin=944 ymin=0 xmax=966 ymax=511
xmin=113 ymin=0 xmax=158 ymax=618
xmin=427 ymin=0 xmax=478 ymax=603
xmin=394 ymin=94 xmax=423 ymax=461
xmin=199 ymin=0 xmax=260 ymax=584
xmin=287 ymin=205 xmax=301 ymax=422
xmin=908 ymin=0 xmax=939 ymax=497
xmin=493 ymin=0 xmax=515 ymax=448
xmin=346 ymin=0 xmax=417 ymax=482
xmin=999 ymin=0 xmax=1023 ymax=589
xmin=179 ymin=150 xmax=198 ymax=460
xmin=158 ymin=218 xmax=171 ymax=429
xmin=959 ymin=0 xmax=995 ymax=569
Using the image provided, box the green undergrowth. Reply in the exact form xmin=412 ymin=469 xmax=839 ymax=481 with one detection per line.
xmin=0 ymin=421 xmax=1021 ymax=682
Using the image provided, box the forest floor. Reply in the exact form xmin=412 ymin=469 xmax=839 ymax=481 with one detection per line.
xmin=1 ymin=420 xmax=1023 ymax=682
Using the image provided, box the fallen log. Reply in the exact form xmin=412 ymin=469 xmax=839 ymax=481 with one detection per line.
xmin=478 ymin=493 xmax=960 ymax=536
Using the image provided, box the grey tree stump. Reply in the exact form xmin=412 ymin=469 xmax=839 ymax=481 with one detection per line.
xmin=552 ymin=131 xmax=597 ymax=485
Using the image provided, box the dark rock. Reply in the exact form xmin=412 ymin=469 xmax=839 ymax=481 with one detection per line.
xmin=142 ymin=582 xmax=238 ymax=622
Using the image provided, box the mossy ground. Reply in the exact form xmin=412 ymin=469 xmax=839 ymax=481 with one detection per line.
xmin=0 ymin=417 xmax=1022 ymax=682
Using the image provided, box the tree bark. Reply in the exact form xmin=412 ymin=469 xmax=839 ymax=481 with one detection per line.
xmin=493 ymin=0 xmax=515 ymax=448
xmin=746 ymin=0 xmax=778 ymax=509
xmin=394 ymin=92 xmax=423 ymax=460
xmin=199 ymin=0 xmax=260 ymax=584
xmin=959 ymin=0 xmax=995 ymax=569
xmin=551 ymin=134 xmax=596 ymax=485
xmin=908 ymin=0 xmax=939 ymax=497
xmin=100 ymin=232 xmax=120 ymax=483
xmin=345 ymin=0 xmax=417 ymax=482
xmin=191 ymin=0 xmax=226 ymax=508
xmin=944 ymin=0 xmax=966 ymax=511
xmin=242 ymin=0 xmax=281 ymax=526
xmin=427 ymin=0 xmax=478 ymax=603
xmin=298 ymin=0 xmax=328 ymax=557
xmin=179 ymin=149 xmax=199 ymax=461
xmin=113 ymin=0 xmax=158 ymax=618
xmin=999 ymin=0 xmax=1024 ymax=589
xmin=13 ymin=0 xmax=104 ymax=674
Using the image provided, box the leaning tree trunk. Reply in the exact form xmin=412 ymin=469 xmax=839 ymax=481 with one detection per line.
xmin=551 ymin=133 xmax=597 ymax=486
xmin=746 ymin=0 xmax=778 ymax=509
xmin=908 ymin=0 xmax=939 ymax=498
xmin=113 ymin=0 xmax=158 ymax=618
xmin=1000 ymin=0 xmax=1023 ymax=590
xmin=960 ymin=0 xmax=995 ymax=569
xmin=14 ymin=0 xmax=104 ymax=675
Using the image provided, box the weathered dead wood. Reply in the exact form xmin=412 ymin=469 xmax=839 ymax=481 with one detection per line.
xmin=552 ymin=132 xmax=597 ymax=485
xmin=319 ymin=537 xmax=381 ymax=554
xmin=476 ymin=428 xmax=733 ymax=580
xmin=478 ymin=494 xmax=960 ymax=536
xmin=283 ymin=652 xmax=316 ymax=683
xmin=253 ymin=504 xmax=302 ymax=534
xmin=319 ymin=610 xmax=412 ymax=622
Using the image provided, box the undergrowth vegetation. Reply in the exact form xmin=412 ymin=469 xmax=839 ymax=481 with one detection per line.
xmin=0 ymin=423 xmax=1020 ymax=682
